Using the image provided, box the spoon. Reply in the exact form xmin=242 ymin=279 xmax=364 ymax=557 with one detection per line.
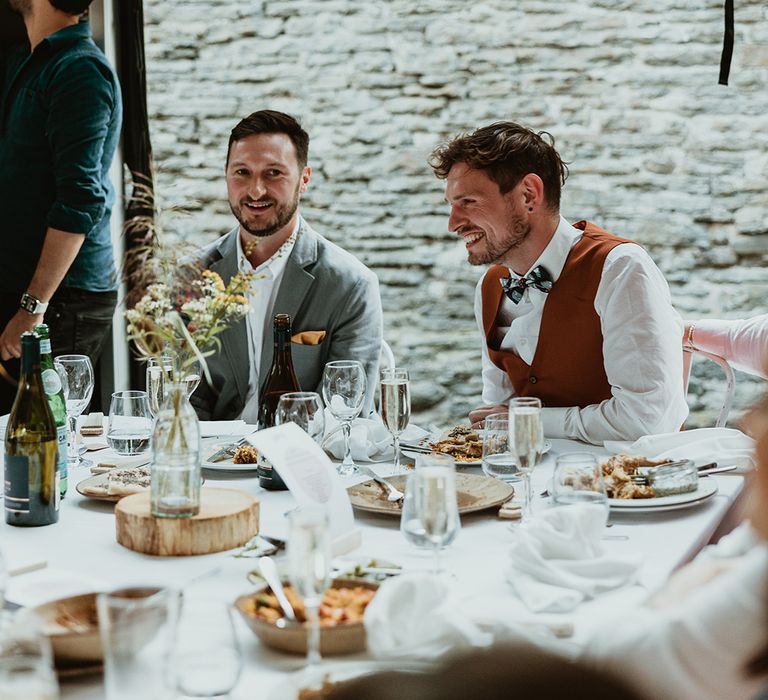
xmin=258 ymin=556 xmax=296 ymax=621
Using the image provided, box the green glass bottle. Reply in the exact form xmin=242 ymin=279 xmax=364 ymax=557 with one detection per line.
xmin=35 ymin=323 xmax=68 ymax=497
xmin=4 ymin=332 xmax=60 ymax=526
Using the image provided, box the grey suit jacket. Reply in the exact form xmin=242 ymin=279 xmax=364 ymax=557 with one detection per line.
xmin=190 ymin=221 xmax=383 ymax=421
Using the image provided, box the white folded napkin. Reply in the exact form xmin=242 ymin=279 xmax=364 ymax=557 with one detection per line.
xmin=199 ymin=420 xmax=248 ymax=438
xmin=93 ymin=454 xmax=150 ymax=472
xmin=364 ymin=574 xmax=493 ymax=659
xmin=323 ymin=410 xmax=429 ymax=463
xmin=604 ymin=428 xmax=755 ymax=472
xmin=506 ymin=504 xmax=641 ymax=613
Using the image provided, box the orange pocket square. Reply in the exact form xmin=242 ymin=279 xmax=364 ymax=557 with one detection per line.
xmin=291 ymin=330 xmax=326 ymax=346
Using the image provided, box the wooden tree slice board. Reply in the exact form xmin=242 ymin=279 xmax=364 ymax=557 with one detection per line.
xmin=115 ymin=487 xmax=259 ymax=556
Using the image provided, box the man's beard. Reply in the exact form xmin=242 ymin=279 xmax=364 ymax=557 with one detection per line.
xmin=9 ymin=0 xmax=32 ymax=16
xmin=468 ymin=203 xmax=530 ymax=266
xmin=230 ymin=183 xmax=301 ymax=238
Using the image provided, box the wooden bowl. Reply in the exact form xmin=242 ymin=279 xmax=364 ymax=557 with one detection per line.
xmin=32 ymin=586 xmax=163 ymax=667
xmin=234 ymin=578 xmax=378 ymax=655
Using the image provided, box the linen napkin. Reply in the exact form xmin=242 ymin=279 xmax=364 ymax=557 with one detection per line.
xmin=322 ymin=410 xmax=429 ymax=462
xmin=199 ymin=420 xmax=248 ymax=438
xmin=506 ymin=504 xmax=641 ymax=613
xmin=364 ymin=574 xmax=494 ymax=659
xmin=93 ymin=454 xmax=150 ymax=473
xmin=604 ymin=427 xmax=755 ymax=472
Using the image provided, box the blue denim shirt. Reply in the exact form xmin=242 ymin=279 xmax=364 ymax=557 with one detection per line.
xmin=0 ymin=21 xmax=122 ymax=293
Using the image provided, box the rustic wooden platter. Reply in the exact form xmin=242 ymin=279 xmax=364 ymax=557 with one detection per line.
xmin=347 ymin=473 xmax=514 ymax=516
xmin=115 ymin=487 xmax=259 ymax=556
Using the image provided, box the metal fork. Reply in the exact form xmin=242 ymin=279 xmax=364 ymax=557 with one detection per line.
xmin=358 ymin=465 xmax=405 ymax=502
xmin=206 ymin=436 xmax=249 ymax=463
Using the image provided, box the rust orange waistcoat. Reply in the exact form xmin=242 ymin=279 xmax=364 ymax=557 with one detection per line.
xmin=480 ymin=221 xmax=635 ymax=408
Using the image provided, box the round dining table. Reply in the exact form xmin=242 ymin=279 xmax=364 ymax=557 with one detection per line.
xmin=1 ymin=432 xmax=746 ymax=699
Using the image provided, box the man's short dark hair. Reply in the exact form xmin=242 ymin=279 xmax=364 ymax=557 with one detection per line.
xmin=49 ymin=0 xmax=92 ymax=14
xmin=429 ymin=121 xmax=569 ymax=211
xmin=227 ymin=110 xmax=309 ymax=169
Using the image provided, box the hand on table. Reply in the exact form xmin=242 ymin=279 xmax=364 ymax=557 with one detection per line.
xmin=469 ymin=403 xmax=508 ymax=429
xmin=0 ymin=310 xmax=43 ymax=360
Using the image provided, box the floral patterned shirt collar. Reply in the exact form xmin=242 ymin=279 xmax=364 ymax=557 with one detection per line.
xmin=236 ymin=217 xmax=303 ymax=277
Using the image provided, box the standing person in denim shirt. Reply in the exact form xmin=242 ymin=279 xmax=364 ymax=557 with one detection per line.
xmin=0 ymin=0 xmax=122 ymax=412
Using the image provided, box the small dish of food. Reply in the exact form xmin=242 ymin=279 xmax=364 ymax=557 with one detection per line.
xmin=235 ymin=578 xmax=378 ymax=655
xmin=202 ymin=441 xmax=261 ymax=471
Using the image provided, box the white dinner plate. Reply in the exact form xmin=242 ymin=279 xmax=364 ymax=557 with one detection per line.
xmin=401 ymin=439 xmax=551 ymax=468
xmin=608 ymin=479 xmax=719 ymax=512
xmin=201 ymin=440 xmax=259 ymax=472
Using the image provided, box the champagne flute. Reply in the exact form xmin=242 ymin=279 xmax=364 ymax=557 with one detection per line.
xmin=288 ymin=507 xmax=330 ymax=689
xmin=322 ymin=360 xmax=366 ymax=476
xmin=275 ymin=392 xmax=325 ymax=444
xmin=182 ymin=357 xmax=201 ymax=398
xmin=379 ymin=368 xmax=410 ymax=474
xmin=145 ymin=355 xmax=174 ymax=417
xmin=508 ymin=397 xmax=543 ymax=523
xmin=409 ymin=453 xmax=460 ymax=575
xmin=53 ymin=355 xmax=94 ymax=469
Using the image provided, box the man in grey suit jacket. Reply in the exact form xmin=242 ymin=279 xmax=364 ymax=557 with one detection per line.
xmin=191 ymin=110 xmax=383 ymax=421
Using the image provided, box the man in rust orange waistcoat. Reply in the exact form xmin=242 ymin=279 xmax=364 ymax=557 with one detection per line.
xmin=429 ymin=122 xmax=688 ymax=444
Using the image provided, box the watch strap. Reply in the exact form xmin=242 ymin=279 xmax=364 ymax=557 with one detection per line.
xmin=20 ymin=292 xmax=49 ymax=315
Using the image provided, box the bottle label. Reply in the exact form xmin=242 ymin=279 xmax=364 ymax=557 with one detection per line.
xmin=4 ymin=454 xmax=30 ymax=514
xmin=39 ymin=338 xmax=51 ymax=355
xmin=55 ymin=471 xmax=61 ymax=511
xmin=41 ymin=368 xmax=62 ymax=396
xmin=56 ymin=425 xmax=68 ymax=484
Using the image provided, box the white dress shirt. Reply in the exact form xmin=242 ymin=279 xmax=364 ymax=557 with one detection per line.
xmin=237 ymin=220 xmax=299 ymax=423
xmin=692 ymin=315 xmax=768 ymax=379
xmin=583 ymin=545 xmax=768 ymax=700
xmin=473 ymin=215 xmax=688 ymax=444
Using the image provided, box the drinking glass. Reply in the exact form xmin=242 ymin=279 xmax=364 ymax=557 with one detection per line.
xmin=54 ymin=354 xmax=94 ymax=469
xmin=322 ymin=360 xmax=366 ymax=476
xmin=508 ymin=397 xmax=543 ymax=523
xmin=146 ymin=355 xmax=175 ymax=417
xmin=481 ymin=412 xmax=520 ymax=482
xmin=170 ymin=597 xmax=242 ymax=698
xmin=402 ymin=454 xmax=460 ymax=575
xmin=552 ymin=452 xmax=609 ymax=524
xmin=97 ymin=587 xmax=179 ymax=700
xmin=379 ymin=367 xmax=411 ymax=474
xmin=107 ymin=391 xmax=152 ymax=456
xmin=0 ymin=615 xmax=59 ymax=700
xmin=276 ymin=392 xmax=325 ymax=444
xmin=0 ymin=548 xmax=7 ymax=612
xmin=181 ymin=357 xmax=201 ymax=398
xmin=288 ymin=507 xmax=330 ymax=689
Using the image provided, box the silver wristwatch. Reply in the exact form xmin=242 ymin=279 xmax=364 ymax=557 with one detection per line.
xmin=19 ymin=292 xmax=49 ymax=315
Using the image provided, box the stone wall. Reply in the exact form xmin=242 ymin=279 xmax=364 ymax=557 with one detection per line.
xmin=143 ymin=0 xmax=768 ymax=430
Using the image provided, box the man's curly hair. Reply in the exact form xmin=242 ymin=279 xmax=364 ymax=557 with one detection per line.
xmin=429 ymin=122 xmax=569 ymax=211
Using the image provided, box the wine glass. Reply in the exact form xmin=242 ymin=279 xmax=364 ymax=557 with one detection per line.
xmin=53 ymin=355 xmax=94 ymax=469
xmin=287 ymin=507 xmax=330 ymax=689
xmin=106 ymin=391 xmax=152 ymax=456
xmin=145 ymin=355 xmax=174 ymax=417
xmin=552 ymin=452 xmax=609 ymax=524
xmin=379 ymin=368 xmax=411 ymax=474
xmin=508 ymin=397 xmax=543 ymax=523
xmin=322 ymin=360 xmax=366 ymax=476
xmin=404 ymin=453 xmax=460 ymax=575
xmin=170 ymin=597 xmax=242 ymax=698
xmin=275 ymin=392 xmax=325 ymax=444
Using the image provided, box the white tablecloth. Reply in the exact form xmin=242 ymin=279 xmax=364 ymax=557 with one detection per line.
xmin=0 ymin=438 xmax=745 ymax=699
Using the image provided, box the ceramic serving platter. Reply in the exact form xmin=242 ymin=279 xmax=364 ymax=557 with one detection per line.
xmin=347 ymin=472 xmax=514 ymax=516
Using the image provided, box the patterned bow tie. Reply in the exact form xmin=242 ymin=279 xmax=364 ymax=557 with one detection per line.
xmin=500 ymin=265 xmax=554 ymax=304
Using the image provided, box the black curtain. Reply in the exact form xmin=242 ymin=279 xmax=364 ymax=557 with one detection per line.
xmin=115 ymin=0 xmax=153 ymax=391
